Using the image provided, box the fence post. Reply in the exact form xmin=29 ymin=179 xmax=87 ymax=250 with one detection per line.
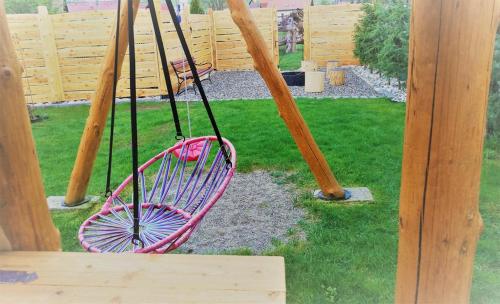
xmin=153 ymin=0 xmax=167 ymax=95
xmin=303 ymin=4 xmax=311 ymax=61
xmin=208 ymin=8 xmax=217 ymax=69
xmin=0 ymin=1 xmax=61 ymax=251
xmin=272 ymin=8 xmax=279 ymax=66
xmin=182 ymin=5 xmax=192 ymax=49
xmin=37 ymin=6 xmax=64 ymax=102
xmin=395 ymin=0 xmax=499 ymax=303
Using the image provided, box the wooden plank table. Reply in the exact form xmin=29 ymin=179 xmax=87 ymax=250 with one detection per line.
xmin=0 ymin=251 xmax=286 ymax=304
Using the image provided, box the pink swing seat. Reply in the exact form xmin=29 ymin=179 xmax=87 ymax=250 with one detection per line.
xmin=79 ymin=136 xmax=236 ymax=253
xmin=172 ymin=139 xmax=205 ymax=161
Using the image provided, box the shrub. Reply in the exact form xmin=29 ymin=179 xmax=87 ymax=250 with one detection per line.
xmin=355 ymin=3 xmax=499 ymax=137
xmin=375 ymin=1 xmax=409 ymax=87
xmin=190 ymin=0 xmax=205 ymax=14
xmin=353 ymin=4 xmax=381 ymax=70
xmin=353 ymin=1 xmax=410 ymax=86
xmin=5 ymin=0 xmax=61 ymax=14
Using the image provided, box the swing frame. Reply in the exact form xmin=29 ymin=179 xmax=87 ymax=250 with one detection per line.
xmin=1 ymin=0 xmax=499 ymax=302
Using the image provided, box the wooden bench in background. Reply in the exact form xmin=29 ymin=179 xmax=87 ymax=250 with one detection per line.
xmin=0 ymin=251 xmax=286 ymax=303
xmin=171 ymin=58 xmax=213 ymax=95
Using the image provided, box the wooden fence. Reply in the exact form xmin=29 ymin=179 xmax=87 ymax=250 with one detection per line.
xmin=304 ymin=3 xmax=363 ymax=66
xmin=7 ymin=6 xmax=277 ymax=103
xmin=7 ymin=4 xmax=362 ymax=104
xmin=212 ymin=8 xmax=278 ymax=71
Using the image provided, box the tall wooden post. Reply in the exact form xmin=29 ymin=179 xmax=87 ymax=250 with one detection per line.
xmin=65 ymin=0 xmax=140 ymax=206
xmin=396 ymin=1 xmax=499 ymax=303
xmin=0 ymin=0 xmax=60 ymax=251
xmin=226 ymin=0 xmax=345 ymax=198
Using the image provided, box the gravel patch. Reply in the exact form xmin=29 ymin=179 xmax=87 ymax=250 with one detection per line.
xmin=176 ymin=69 xmax=379 ymax=101
xmin=350 ymin=65 xmax=407 ymax=102
xmin=31 ymin=66 xmax=393 ymax=108
xmin=182 ymin=170 xmax=305 ymax=254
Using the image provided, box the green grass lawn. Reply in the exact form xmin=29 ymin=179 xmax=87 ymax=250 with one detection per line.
xmin=279 ymin=44 xmax=304 ymax=70
xmin=31 ymin=98 xmax=499 ymax=303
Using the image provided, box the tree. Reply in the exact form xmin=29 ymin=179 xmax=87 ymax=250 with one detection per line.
xmin=353 ymin=3 xmax=383 ymax=71
xmin=376 ymin=0 xmax=409 ymax=87
xmin=353 ymin=1 xmax=410 ymax=86
xmin=206 ymin=0 xmax=226 ymax=10
xmin=487 ymin=31 xmax=500 ymax=137
xmin=5 ymin=0 xmax=61 ymax=14
xmin=190 ymin=0 xmax=204 ymax=14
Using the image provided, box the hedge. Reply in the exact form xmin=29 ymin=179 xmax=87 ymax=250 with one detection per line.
xmin=488 ymin=32 xmax=500 ymax=138
xmin=354 ymin=2 xmax=499 ymax=138
xmin=353 ymin=1 xmax=409 ymax=88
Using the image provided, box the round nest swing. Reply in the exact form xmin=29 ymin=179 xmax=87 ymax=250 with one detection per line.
xmin=78 ymin=0 xmax=236 ymax=253
xmin=79 ymin=137 xmax=236 ymax=253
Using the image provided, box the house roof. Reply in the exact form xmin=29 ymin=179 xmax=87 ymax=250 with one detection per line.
xmin=65 ymin=0 xmax=169 ymax=12
xmin=260 ymin=0 xmax=306 ymax=11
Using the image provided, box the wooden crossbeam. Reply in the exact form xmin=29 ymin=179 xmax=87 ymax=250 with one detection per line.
xmin=0 ymin=251 xmax=286 ymax=304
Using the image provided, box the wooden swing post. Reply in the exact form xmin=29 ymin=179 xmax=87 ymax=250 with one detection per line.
xmin=396 ymin=0 xmax=499 ymax=303
xmin=226 ymin=0 xmax=345 ymax=198
xmin=0 ymin=1 xmax=60 ymax=251
xmin=65 ymin=0 xmax=140 ymax=206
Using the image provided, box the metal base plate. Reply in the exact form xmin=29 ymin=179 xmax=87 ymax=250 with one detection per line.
xmin=313 ymin=187 xmax=373 ymax=203
xmin=47 ymin=196 xmax=99 ymax=211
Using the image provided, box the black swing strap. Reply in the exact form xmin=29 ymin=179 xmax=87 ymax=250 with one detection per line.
xmin=147 ymin=0 xmax=183 ymax=139
xmin=127 ymin=0 xmax=142 ymax=247
xmin=164 ymin=0 xmax=231 ymax=165
xmin=105 ymin=0 xmax=122 ymax=196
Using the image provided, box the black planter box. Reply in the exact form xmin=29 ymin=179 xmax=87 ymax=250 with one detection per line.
xmin=282 ymin=71 xmax=305 ymax=86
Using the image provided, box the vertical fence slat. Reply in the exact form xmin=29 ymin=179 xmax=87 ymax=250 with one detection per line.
xmin=272 ymin=8 xmax=278 ymax=66
xmin=182 ymin=5 xmax=192 ymax=51
xmin=303 ymin=4 xmax=310 ymax=61
xmin=208 ymin=8 xmax=217 ymax=69
xmin=37 ymin=6 xmax=64 ymax=101
xmin=153 ymin=0 xmax=166 ymax=95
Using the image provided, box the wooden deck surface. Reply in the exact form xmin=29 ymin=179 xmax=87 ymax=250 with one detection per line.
xmin=0 ymin=251 xmax=286 ymax=303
